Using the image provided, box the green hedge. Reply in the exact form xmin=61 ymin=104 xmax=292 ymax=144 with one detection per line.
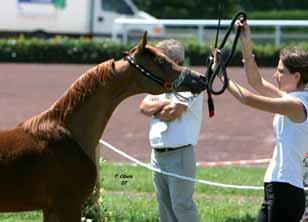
xmin=0 ymin=36 xmax=130 ymax=64
xmin=183 ymin=42 xmax=282 ymax=67
xmin=1 ymin=36 xmax=308 ymax=67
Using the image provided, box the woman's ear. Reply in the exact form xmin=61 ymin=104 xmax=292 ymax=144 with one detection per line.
xmin=294 ymin=72 xmax=303 ymax=85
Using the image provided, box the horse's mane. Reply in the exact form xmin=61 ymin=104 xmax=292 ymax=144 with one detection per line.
xmin=21 ymin=59 xmax=116 ymax=140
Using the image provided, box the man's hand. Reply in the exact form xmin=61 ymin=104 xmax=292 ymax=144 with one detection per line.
xmin=139 ymin=95 xmax=170 ymax=116
xmin=155 ymin=102 xmax=187 ymax=121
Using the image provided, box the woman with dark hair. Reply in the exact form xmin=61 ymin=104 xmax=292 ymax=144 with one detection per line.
xmin=215 ymin=20 xmax=308 ymax=222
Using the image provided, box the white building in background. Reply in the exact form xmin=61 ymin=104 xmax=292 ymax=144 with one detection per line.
xmin=0 ymin=0 xmax=164 ymax=38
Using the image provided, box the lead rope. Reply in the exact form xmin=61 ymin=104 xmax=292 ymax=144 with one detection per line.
xmin=206 ymin=2 xmax=222 ymax=118
xmin=205 ymin=10 xmax=247 ymax=117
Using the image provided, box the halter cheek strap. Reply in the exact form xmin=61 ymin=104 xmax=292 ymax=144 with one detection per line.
xmin=123 ymin=52 xmax=193 ymax=93
xmin=123 ymin=52 xmax=167 ymax=88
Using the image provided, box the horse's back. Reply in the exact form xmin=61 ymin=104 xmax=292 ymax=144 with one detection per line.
xmin=0 ymin=127 xmax=48 ymax=210
xmin=0 ymin=127 xmax=97 ymax=212
xmin=0 ymin=127 xmax=45 ymax=158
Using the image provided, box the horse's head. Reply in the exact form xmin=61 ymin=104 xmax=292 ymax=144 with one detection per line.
xmin=124 ymin=32 xmax=207 ymax=95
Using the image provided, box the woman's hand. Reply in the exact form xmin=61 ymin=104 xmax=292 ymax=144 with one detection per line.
xmin=211 ymin=49 xmax=223 ymax=77
xmin=236 ymin=19 xmax=253 ymax=59
xmin=237 ymin=20 xmax=251 ymax=44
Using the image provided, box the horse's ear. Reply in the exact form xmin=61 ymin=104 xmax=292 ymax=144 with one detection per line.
xmin=137 ymin=31 xmax=147 ymax=52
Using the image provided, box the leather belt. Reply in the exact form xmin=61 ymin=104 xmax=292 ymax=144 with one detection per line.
xmin=154 ymin=144 xmax=191 ymax=153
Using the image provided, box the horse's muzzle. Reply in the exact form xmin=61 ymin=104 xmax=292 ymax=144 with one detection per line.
xmin=181 ymin=70 xmax=208 ymax=94
xmin=192 ymin=75 xmax=208 ymax=94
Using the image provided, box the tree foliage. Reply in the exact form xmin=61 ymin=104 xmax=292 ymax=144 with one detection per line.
xmin=132 ymin=0 xmax=239 ymax=19
xmin=132 ymin=0 xmax=308 ymax=19
xmin=237 ymin=0 xmax=308 ymax=11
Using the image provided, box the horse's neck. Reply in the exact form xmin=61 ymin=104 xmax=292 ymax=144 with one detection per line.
xmin=64 ymin=60 xmax=139 ymax=162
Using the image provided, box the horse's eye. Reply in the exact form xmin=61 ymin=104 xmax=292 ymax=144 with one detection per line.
xmin=155 ymin=57 xmax=165 ymax=65
xmin=154 ymin=57 xmax=172 ymax=71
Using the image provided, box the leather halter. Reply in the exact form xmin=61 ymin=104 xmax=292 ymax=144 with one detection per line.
xmin=123 ymin=52 xmax=191 ymax=91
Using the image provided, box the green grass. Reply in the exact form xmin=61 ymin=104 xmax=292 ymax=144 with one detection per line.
xmin=101 ymin=164 xmax=265 ymax=196
xmin=101 ymin=164 xmax=264 ymax=221
xmin=103 ymin=192 xmax=260 ymax=222
xmin=0 ymin=211 xmax=40 ymax=222
xmin=0 ymin=164 xmax=266 ymax=222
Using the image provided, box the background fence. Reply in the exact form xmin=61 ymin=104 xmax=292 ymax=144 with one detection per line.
xmin=112 ymin=18 xmax=308 ymax=46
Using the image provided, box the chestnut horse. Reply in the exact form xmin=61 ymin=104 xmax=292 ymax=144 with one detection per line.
xmin=0 ymin=32 xmax=206 ymax=221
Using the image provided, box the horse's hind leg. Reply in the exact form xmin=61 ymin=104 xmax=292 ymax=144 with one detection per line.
xmin=43 ymin=210 xmax=59 ymax=222
xmin=43 ymin=209 xmax=60 ymax=222
xmin=43 ymin=206 xmax=81 ymax=222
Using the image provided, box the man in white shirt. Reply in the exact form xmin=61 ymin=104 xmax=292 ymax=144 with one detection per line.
xmin=139 ymin=39 xmax=203 ymax=222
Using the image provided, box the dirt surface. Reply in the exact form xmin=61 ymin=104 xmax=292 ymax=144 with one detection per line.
xmin=0 ymin=63 xmax=277 ymax=163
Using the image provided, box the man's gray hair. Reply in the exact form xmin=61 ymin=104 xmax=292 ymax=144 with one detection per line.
xmin=156 ymin=39 xmax=185 ymax=64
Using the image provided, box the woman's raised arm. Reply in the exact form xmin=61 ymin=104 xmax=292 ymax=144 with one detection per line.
xmin=238 ymin=21 xmax=284 ymax=98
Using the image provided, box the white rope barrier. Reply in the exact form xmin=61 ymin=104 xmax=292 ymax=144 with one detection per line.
xmin=99 ymin=139 xmax=264 ymax=190
xmin=197 ymin=158 xmax=271 ymax=167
